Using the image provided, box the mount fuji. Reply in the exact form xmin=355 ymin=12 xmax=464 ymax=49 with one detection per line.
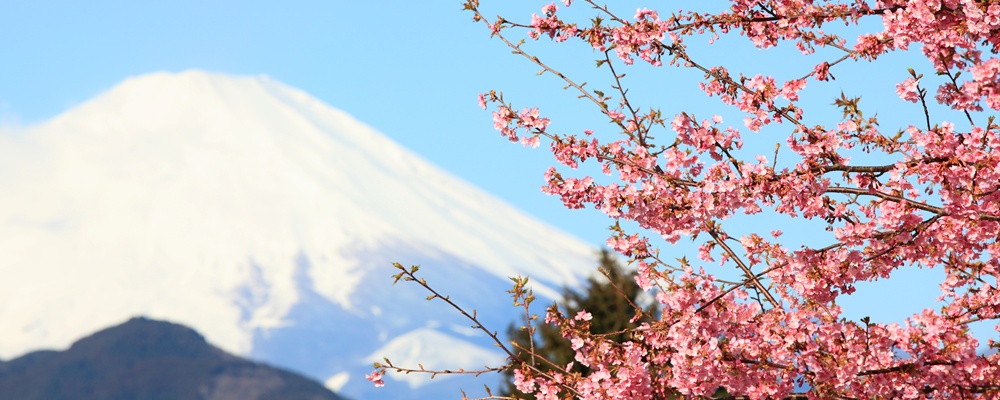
xmin=0 ymin=70 xmax=597 ymax=399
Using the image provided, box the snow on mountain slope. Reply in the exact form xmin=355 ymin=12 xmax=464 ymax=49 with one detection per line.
xmin=0 ymin=70 xmax=597 ymax=399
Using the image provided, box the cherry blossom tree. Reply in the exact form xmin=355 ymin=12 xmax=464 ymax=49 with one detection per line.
xmin=372 ymin=1 xmax=1000 ymax=398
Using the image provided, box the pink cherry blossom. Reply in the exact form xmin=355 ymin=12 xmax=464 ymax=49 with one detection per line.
xmin=412 ymin=1 xmax=1000 ymax=397
xmin=365 ymin=370 xmax=385 ymax=387
xmin=896 ymin=77 xmax=921 ymax=102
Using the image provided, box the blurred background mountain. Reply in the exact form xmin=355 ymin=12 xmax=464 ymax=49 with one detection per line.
xmin=0 ymin=317 xmax=348 ymax=400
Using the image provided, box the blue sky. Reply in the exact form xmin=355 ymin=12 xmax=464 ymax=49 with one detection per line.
xmin=0 ymin=1 xmax=624 ymax=246
xmin=0 ymin=0 xmax=908 ymax=248
xmin=1 ymin=1 xmax=993 ymax=346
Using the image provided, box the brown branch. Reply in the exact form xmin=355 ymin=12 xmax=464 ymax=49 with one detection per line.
xmin=811 ymin=157 xmax=949 ymax=174
xmin=603 ymin=50 xmax=647 ymax=146
xmin=706 ymin=225 xmax=781 ymax=309
xmin=825 ymin=186 xmax=947 ymax=215
xmin=389 ymin=263 xmax=517 ymax=360
xmin=856 ymin=359 xmax=955 ymax=376
xmin=387 ymin=263 xmax=584 ymax=398
xmin=471 ymin=12 xmax=609 ymax=115
xmin=377 ymin=358 xmax=505 ymax=378
xmin=666 ymin=5 xmax=906 ymax=31
xmin=695 ymin=263 xmax=784 ymax=314
xmin=583 ymin=1 xmax=878 ymax=132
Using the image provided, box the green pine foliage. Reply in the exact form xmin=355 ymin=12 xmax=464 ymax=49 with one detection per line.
xmin=497 ymin=249 xmax=659 ymax=399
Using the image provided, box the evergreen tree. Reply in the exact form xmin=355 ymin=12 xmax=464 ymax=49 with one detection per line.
xmin=497 ymin=249 xmax=657 ymax=399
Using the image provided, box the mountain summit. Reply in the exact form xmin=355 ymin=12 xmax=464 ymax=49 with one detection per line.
xmin=0 ymin=70 xmax=595 ymax=399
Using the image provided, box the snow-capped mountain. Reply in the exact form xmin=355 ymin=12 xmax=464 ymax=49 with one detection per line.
xmin=0 ymin=71 xmax=597 ymax=399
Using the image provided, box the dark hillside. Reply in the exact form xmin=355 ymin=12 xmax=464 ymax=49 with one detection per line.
xmin=0 ymin=317 xmax=348 ymax=400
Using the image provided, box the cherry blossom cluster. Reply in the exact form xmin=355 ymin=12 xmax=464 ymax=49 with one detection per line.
xmin=483 ymin=91 xmax=550 ymax=148
xmin=369 ymin=1 xmax=1000 ymax=398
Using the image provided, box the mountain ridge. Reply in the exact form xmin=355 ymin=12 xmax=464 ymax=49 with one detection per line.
xmin=0 ymin=317 xmax=348 ymax=400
